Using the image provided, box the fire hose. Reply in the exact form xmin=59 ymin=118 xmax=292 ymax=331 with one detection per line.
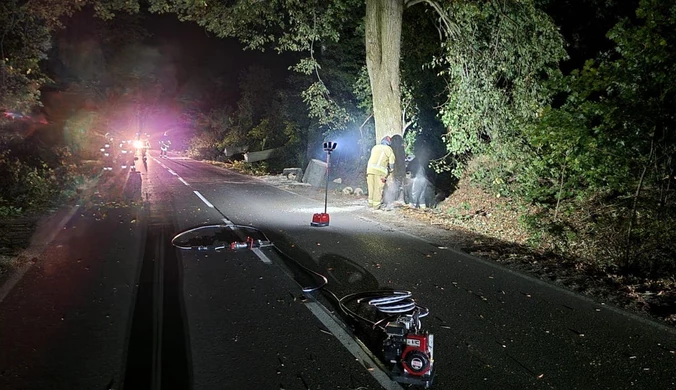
xmin=173 ymin=223 xmax=434 ymax=387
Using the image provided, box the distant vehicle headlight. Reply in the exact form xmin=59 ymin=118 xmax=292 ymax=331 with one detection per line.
xmin=133 ymin=140 xmax=144 ymax=149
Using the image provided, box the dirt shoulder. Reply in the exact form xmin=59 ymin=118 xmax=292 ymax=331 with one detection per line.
xmin=258 ymin=174 xmax=676 ymax=327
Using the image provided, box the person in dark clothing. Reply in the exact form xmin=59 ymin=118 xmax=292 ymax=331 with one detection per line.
xmin=383 ymin=134 xmax=406 ymax=207
xmin=404 ymin=152 xmax=433 ymax=209
xmin=160 ymin=132 xmax=171 ymax=158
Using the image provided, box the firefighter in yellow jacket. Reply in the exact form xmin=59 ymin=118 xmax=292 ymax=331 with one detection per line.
xmin=367 ymin=136 xmax=395 ymax=209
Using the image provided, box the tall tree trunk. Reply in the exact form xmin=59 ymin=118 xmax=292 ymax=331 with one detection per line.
xmin=365 ymin=0 xmax=404 ymax=144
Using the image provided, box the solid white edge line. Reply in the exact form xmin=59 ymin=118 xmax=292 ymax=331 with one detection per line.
xmin=178 ymin=177 xmax=190 ymax=186
xmin=303 ymin=301 xmax=404 ymax=390
xmin=193 ymin=191 xmax=214 ymax=208
xmin=251 ymin=247 xmax=272 ymax=264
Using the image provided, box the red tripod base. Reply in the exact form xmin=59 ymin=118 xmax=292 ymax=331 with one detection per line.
xmin=311 ymin=213 xmax=330 ymax=227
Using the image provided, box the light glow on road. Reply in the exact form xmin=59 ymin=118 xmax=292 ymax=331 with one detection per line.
xmin=293 ymin=206 xmax=364 ymax=213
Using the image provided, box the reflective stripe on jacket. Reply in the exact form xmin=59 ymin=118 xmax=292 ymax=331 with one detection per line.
xmin=367 ymin=144 xmax=395 ymax=175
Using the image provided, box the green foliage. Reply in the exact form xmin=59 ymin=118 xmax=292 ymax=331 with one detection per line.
xmin=510 ymin=0 xmax=676 ymax=275
xmin=1 ymin=0 xmax=142 ymax=115
xmin=0 ymin=205 xmax=23 ymax=218
xmin=302 ymin=81 xmax=350 ymax=130
xmin=148 ymin=0 xmax=359 ymax=52
xmin=524 ymin=0 xmax=676 ymax=203
xmin=188 ymin=107 xmax=233 ymax=160
xmin=147 ymin=0 xmax=366 ymax=137
xmin=0 ymin=141 xmax=80 ymax=214
xmin=433 ymin=0 xmax=567 ymax=177
xmin=0 ymin=1 xmax=52 ymax=113
xmin=188 ymin=65 xmax=311 ymax=171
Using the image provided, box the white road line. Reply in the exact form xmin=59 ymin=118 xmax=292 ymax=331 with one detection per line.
xmin=304 ymin=301 xmax=404 ymax=390
xmin=251 ymin=247 xmax=272 ymax=264
xmin=193 ymin=191 xmax=214 ymax=208
xmin=222 ymin=218 xmax=233 ymax=226
xmin=178 ymin=177 xmax=190 ymax=186
xmin=152 ymin=157 xmax=167 ymax=169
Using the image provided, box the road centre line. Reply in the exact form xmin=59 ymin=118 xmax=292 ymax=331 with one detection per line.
xmin=167 ymin=169 xmax=177 ymax=176
xmin=193 ymin=191 xmax=214 ymax=208
xmin=150 ymin=155 xmax=166 ymax=168
xmin=303 ymin=301 xmax=404 ymax=390
xmin=178 ymin=177 xmax=190 ymax=186
xmin=187 ymin=192 xmax=268 ymax=264
xmin=162 ymin=168 xmax=395 ymax=384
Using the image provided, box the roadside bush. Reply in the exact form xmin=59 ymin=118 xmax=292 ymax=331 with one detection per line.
xmin=0 ymin=150 xmax=56 ymax=211
xmin=187 ymin=140 xmax=223 ymax=161
xmin=520 ymin=192 xmax=676 ymax=278
xmin=0 ymin=140 xmax=81 ymax=216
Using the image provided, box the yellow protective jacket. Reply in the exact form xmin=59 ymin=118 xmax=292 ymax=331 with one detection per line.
xmin=367 ymin=144 xmax=395 ymax=176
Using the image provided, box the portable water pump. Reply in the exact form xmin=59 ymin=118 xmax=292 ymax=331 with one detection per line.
xmin=382 ymin=311 xmax=434 ymax=387
xmin=340 ymin=291 xmax=435 ymax=388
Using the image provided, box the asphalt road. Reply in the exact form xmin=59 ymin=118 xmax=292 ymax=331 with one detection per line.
xmin=1 ymin=151 xmax=675 ymax=390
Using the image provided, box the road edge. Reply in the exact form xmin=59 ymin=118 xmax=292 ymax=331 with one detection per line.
xmin=0 ymin=204 xmax=83 ymax=304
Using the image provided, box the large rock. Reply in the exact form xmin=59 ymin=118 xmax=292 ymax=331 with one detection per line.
xmin=303 ymin=158 xmax=327 ymax=187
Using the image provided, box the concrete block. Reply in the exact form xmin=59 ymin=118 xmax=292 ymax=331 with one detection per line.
xmin=303 ymin=159 xmax=327 ymax=187
xmin=282 ymin=168 xmax=304 ymax=182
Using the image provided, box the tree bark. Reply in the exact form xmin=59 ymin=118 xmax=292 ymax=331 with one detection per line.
xmin=365 ymin=0 xmax=404 ymax=144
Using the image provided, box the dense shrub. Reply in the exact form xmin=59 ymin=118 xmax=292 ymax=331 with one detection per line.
xmin=0 ymin=140 xmax=80 ymax=216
